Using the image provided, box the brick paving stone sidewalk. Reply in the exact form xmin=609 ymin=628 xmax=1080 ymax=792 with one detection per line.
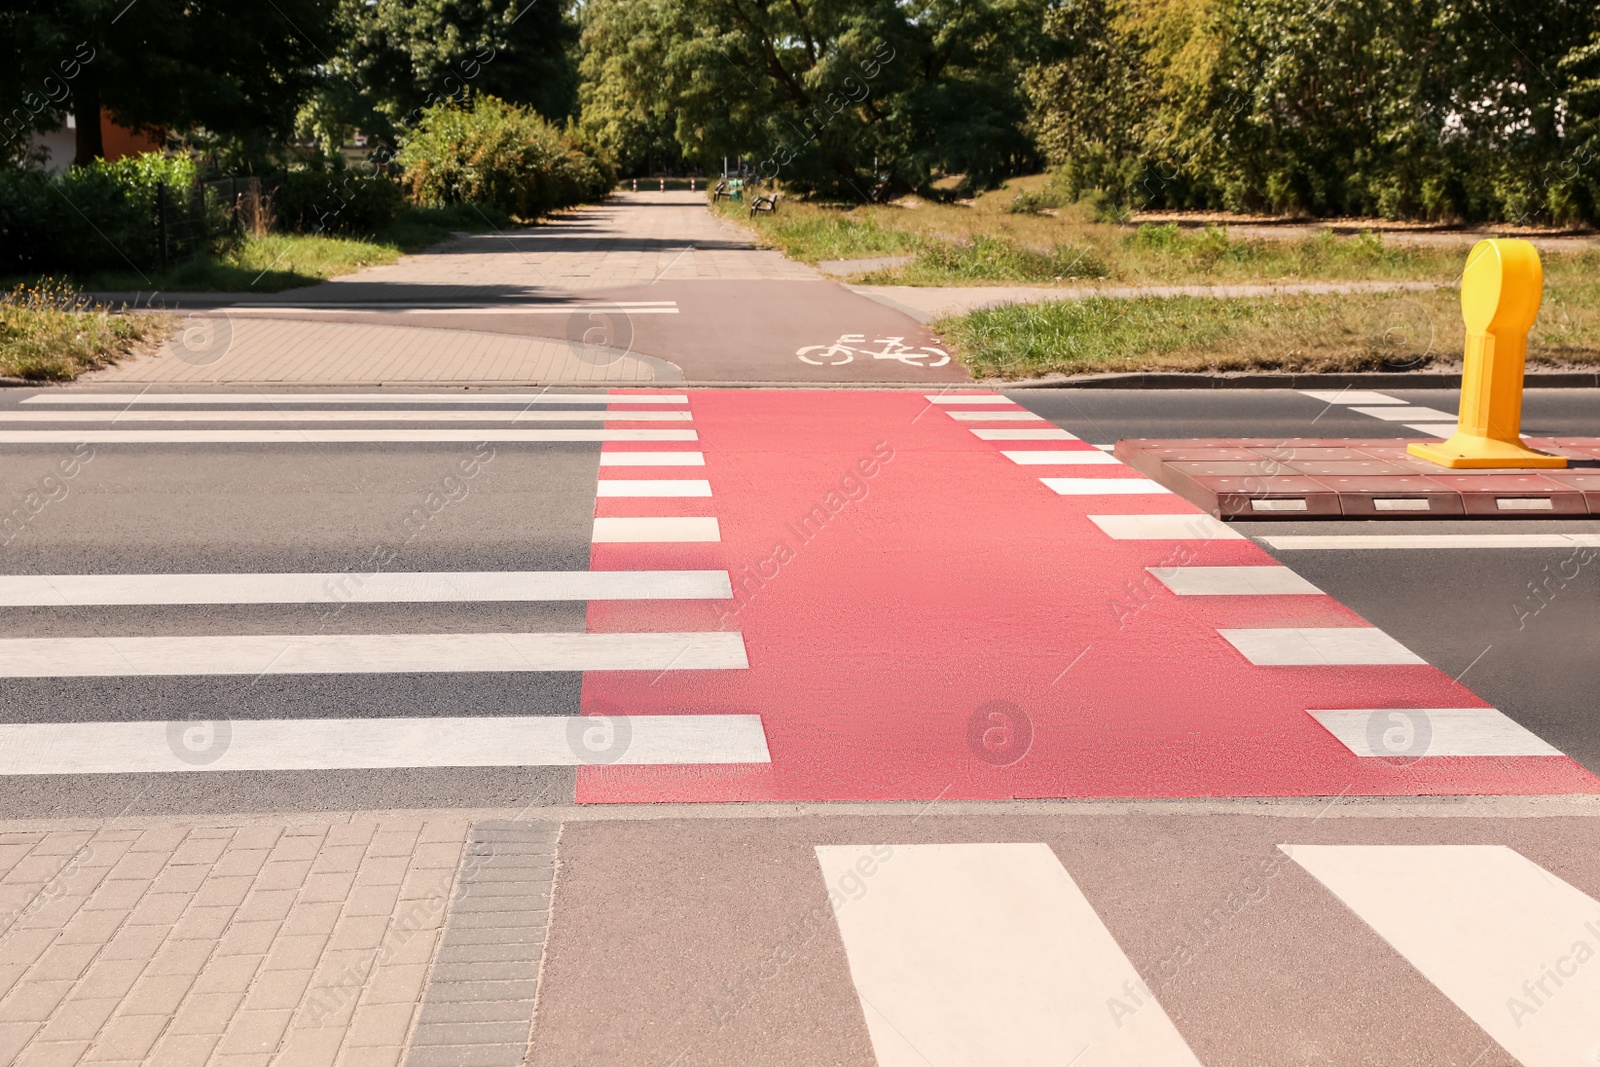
xmin=0 ymin=812 xmax=560 ymax=1067
xmin=89 ymin=320 xmax=682 ymax=385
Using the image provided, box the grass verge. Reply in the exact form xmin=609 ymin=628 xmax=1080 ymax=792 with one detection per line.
xmin=936 ymin=268 xmax=1600 ymax=378
xmin=1 ymin=280 xmax=170 ymax=380
xmin=20 ymin=204 xmax=514 ymax=294
xmin=718 ymin=178 xmax=1582 ymax=287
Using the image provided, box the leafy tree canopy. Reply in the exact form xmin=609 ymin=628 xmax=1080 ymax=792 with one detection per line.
xmin=1 ymin=0 xmax=337 ymax=166
xmin=577 ymin=0 xmax=1051 ymax=196
xmin=1029 ymin=0 xmax=1600 ymax=223
xmin=301 ymin=0 xmax=578 ymax=154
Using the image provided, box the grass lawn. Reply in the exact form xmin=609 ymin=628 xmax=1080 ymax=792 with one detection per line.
xmin=717 ymin=177 xmax=1577 ymax=288
xmin=935 ymin=254 xmax=1600 ymax=378
xmin=20 ymin=204 xmax=513 ymax=294
xmin=1 ymin=281 xmax=171 ymax=380
xmin=713 ymin=177 xmax=1599 ymax=376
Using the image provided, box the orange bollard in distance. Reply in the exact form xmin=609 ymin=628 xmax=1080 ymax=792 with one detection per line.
xmin=1408 ymin=238 xmax=1566 ymax=469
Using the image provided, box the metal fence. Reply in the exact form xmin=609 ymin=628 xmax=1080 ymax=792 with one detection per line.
xmin=154 ymin=177 xmax=264 ymax=268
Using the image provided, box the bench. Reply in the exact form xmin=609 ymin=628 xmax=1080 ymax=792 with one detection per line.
xmin=749 ymin=193 xmax=778 ymax=217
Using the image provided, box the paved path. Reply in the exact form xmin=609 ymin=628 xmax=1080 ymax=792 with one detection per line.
xmin=92 ymin=320 xmax=679 ymax=384
xmin=94 ymin=193 xmax=965 ymax=386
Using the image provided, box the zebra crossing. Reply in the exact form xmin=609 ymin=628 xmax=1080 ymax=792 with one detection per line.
xmin=1299 ymin=388 xmax=1459 ymax=436
xmin=0 ymin=389 xmax=766 ymax=778
xmin=3 ymin=386 xmax=1590 ymax=797
xmin=813 ymin=840 xmax=1600 ymax=1067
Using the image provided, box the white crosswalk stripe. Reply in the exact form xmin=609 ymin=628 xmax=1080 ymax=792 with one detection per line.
xmin=0 ymin=714 xmax=769 ymax=774
xmin=0 ymin=429 xmax=699 ymax=443
xmin=1308 ymin=708 xmax=1563 ymax=757
xmin=1219 ymin=627 xmax=1424 ymax=666
xmin=0 ymin=631 xmax=750 ymax=677
xmin=1042 ymin=477 xmax=1171 ymax=495
xmin=818 ymin=843 xmax=1203 ymax=1067
xmin=1297 ymin=389 xmax=1460 ymax=434
xmin=972 ymin=428 xmax=1078 ymax=440
xmin=1090 ymin=514 xmax=1244 ymax=540
xmin=1298 ymin=390 xmax=1407 ymax=405
xmin=592 ymin=516 xmax=720 ymax=542
xmin=1285 ymin=845 xmax=1600 ymax=1067
xmin=0 ymin=410 xmax=693 ymax=423
xmin=596 ymin=479 xmax=712 ymax=497
xmin=946 ymin=410 xmax=1045 ymax=422
xmin=22 ymin=393 xmax=690 ymax=405
xmin=598 ymin=451 xmax=705 ymax=466
xmin=0 ymin=570 xmax=732 ymax=606
xmin=1001 ymin=450 xmax=1120 ymax=465
xmin=1150 ymin=565 xmax=1323 ymax=596
xmin=1350 ymin=405 xmax=1457 ymax=422
xmin=0 ymin=393 xmax=694 ymax=444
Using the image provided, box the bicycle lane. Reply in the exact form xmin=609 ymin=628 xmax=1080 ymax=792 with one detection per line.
xmin=500 ymin=279 xmax=974 ymax=383
xmin=581 ymin=389 xmax=1600 ymax=802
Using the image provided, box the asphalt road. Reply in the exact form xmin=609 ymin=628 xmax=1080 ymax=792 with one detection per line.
xmin=1008 ymin=387 xmax=1600 ymax=444
xmin=0 ymin=383 xmax=1594 ymax=821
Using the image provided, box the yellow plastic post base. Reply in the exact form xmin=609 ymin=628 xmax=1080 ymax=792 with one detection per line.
xmin=1408 ymin=435 xmax=1567 ymax=469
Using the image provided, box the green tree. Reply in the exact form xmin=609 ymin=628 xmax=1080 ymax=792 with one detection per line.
xmin=395 ymin=94 xmax=612 ymax=216
xmin=304 ymin=0 xmax=578 ymax=153
xmin=577 ymin=0 xmax=1050 ymax=196
xmin=575 ymin=0 xmax=689 ymax=175
xmin=1 ymin=0 xmax=337 ymax=167
xmin=1024 ymin=0 xmax=1151 ymax=204
xmin=1027 ymin=0 xmax=1600 ymax=223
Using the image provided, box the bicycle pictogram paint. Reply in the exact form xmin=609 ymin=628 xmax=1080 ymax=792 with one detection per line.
xmin=797 ymin=333 xmax=950 ymax=368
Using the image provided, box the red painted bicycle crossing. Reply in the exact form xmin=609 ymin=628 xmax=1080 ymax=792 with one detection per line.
xmin=583 ymin=390 xmax=1599 ymax=802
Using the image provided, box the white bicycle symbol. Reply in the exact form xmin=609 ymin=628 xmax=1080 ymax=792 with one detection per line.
xmin=797 ymin=334 xmax=951 ymax=368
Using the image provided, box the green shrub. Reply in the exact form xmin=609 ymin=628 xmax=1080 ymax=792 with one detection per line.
xmin=272 ymin=170 xmax=405 ymax=234
xmin=396 ymin=96 xmax=615 ymax=218
xmin=0 ymin=154 xmax=219 ymax=274
xmin=0 ymin=165 xmax=153 ymax=272
xmin=1006 ymin=183 xmax=1069 ymax=215
xmin=93 ymin=154 xmax=199 ymax=206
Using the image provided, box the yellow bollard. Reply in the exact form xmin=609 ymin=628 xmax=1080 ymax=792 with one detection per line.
xmin=1409 ymin=239 xmax=1566 ymax=469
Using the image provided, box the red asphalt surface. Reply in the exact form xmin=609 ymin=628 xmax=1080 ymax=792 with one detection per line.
xmin=583 ymin=390 xmax=1600 ymax=802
